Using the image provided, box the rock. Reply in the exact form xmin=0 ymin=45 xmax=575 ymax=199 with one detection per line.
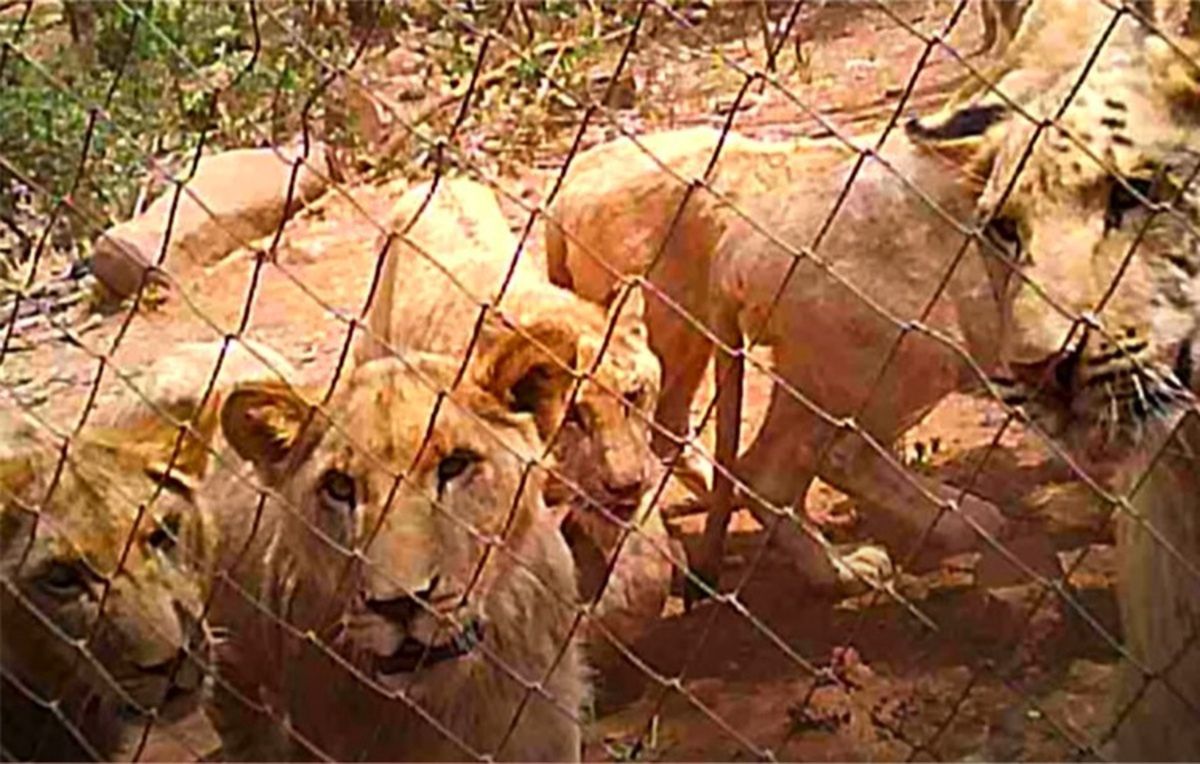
xmin=233 ymin=177 xmax=408 ymax=267
xmin=92 ymin=144 xmax=333 ymax=301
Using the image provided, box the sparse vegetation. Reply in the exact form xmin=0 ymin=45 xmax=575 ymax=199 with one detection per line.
xmin=0 ymin=0 xmax=648 ymax=275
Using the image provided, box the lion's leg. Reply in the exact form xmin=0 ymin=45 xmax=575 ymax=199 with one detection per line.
xmin=736 ymin=387 xmax=903 ymax=594
xmin=735 ymin=388 xmax=845 ymax=592
xmin=205 ymin=587 xmax=300 ymax=762
xmin=649 ymin=324 xmax=711 ymax=444
xmin=691 ymin=374 xmax=847 ymax=601
xmin=206 ymin=662 xmax=300 ymax=761
xmin=688 ymin=317 xmax=744 ymax=605
xmin=819 ymin=430 xmax=1019 ymax=571
xmin=644 ymin=270 xmax=714 ymax=495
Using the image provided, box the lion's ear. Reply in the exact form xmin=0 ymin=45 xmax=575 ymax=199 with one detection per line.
xmin=475 ymin=321 xmax=579 ymax=439
xmin=221 ymin=382 xmax=316 ymax=469
xmin=904 ymin=102 xmax=1009 ymax=187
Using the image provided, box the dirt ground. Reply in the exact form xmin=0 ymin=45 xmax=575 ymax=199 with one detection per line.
xmin=3 ymin=2 xmax=1129 ymax=761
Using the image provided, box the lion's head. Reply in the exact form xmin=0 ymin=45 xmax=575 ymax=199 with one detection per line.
xmin=219 ymin=324 xmax=581 ymax=687
xmin=910 ymin=14 xmax=1200 ymax=466
xmin=1 ymin=408 xmax=215 ymax=759
xmin=518 ymin=286 xmax=663 ymax=520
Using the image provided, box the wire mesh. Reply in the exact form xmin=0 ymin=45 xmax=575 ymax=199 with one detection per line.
xmin=1 ymin=0 xmax=1198 ymax=761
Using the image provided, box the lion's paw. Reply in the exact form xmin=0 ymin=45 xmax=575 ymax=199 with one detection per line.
xmin=666 ymin=446 xmax=713 ymax=497
xmin=832 ymin=544 xmax=894 ymax=596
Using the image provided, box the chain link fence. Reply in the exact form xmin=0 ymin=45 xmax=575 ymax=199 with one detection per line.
xmin=2 ymin=0 xmax=1198 ymax=761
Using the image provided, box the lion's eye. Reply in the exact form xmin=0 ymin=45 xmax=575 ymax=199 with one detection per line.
xmin=437 ymin=449 xmax=480 ymax=489
xmin=986 ymin=216 xmax=1019 ymax=246
xmin=38 ymin=561 xmax=89 ymax=598
xmin=623 ymin=386 xmax=645 ymax=410
xmin=983 ymin=215 xmax=1023 ymax=262
xmin=148 ymin=513 xmax=181 ymax=552
xmin=1106 ymin=177 xmax=1154 ymax=229
xmin=319 ymin=469 xmax=357 ymax=511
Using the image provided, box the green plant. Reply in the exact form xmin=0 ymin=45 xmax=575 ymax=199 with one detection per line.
xmin=0 ymin=0 xmax=351 ymax=253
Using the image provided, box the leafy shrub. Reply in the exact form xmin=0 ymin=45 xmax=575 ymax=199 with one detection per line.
xmin=0 ymin=0 xmax=353 ymax=255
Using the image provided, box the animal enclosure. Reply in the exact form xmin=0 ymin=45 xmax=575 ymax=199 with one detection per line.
xmin=2 ymin=0 xmax=1198 ymax=761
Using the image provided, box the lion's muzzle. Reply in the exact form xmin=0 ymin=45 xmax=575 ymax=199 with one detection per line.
xmin=119 ymin=644 xmax=209 ymax=721
xmin=349 ymin=584 xmax=487 ymax=677
xmin=995 ymin=327 xmax=1195 ymax=464
xmin=372 ymin=616 xmax=486 ymax=675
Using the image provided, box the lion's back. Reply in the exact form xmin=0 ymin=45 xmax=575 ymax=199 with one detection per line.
xmin=548 ymin=127 xmax=849 ymax=305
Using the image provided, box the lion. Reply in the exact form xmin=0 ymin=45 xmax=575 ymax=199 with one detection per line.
xmin=356 ymin=178 xmax=680 ymax=663
xmin=911 ymin=9 xmax=1200 ymax=758
xmin=546 ymin=127 xmax=848 ymax=488
xmin=202 ymin=333 xmax=589 ymax=761
xmin=939 ymin=0 xmax=1114 ymax=116
xmin=915 ymin=24 xmax=1200 ymax=464
xmin=546 ymin=107 xmax=1067 ymax=598
xmin=1 ymin=405 xmax=216 ymax=761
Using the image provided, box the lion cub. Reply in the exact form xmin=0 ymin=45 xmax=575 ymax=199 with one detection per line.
xmin=1 ymin=406 xmax=216 ymax=761
xmin=203 ymin=334 xmax=588 ymax=760
xmin=357 ymin=178 xmax=680 ymax=666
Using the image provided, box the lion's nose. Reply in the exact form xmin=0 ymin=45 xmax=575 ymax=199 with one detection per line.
xmin=364 ymin=576 xmax=439 ymax=623
xmin=139 ymin=646 xmax=204 ymax=690
xmin=144 ymin=648 xmax=205 ymax=694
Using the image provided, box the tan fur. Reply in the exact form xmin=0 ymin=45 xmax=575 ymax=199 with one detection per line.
xmin=1113 ymin=405 xmax=1200 ymax=761
xmin=546 ymin=128 xmax=848 ymax=471
xmin=917 ymin=11 xmax=1200 ymax=759
xmin=697 ymin=128 xmax=1043 ymax=593
xmin=99 ymin=338 xmax=298 ymax=435
xmin=204 ymin=338 xmax=589 ymax=761
xmin=928 ymin=15 xmax=1200 ymax=467
xmin=0 ymin=407 xmax=216 ymax=761
xmin=357 ymin=178 xmax=678 ymax=658
xmin=936 ymin=0 xmax=1195 ymax=126
xmin=546 ymin=111 xmax=1048 ymax=594
xmin=940 ymin=0 xmax=1118 ymax=118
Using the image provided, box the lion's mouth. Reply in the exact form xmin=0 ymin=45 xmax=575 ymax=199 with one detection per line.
xmin=118 ymin=644 xmax=209 ymax=722
xmin=373 ymin=617 xmax=485 ymax=675
xmin=1174 ymin=334 xmax=1195 ymax=391
xmin=995 ymin=343 xmax=1194 ymax=464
